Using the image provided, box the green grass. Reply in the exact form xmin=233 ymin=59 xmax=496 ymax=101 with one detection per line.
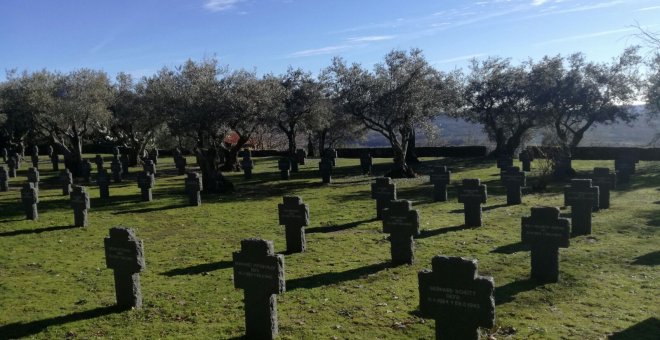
xmin=0 ymin=155 xmax=658 ymax=339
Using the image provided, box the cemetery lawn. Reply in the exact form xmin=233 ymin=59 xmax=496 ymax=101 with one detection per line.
xmin=0 ymin=155 xmax=658 ymax=339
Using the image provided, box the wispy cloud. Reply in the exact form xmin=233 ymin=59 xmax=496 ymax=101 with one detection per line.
xmin=288 ymin=45 xmax=356 ymax=58
xmin=204 ymin=0 xmax=242 ymax=12
xmin=532 ymin=0 xmax=549 ymax=6
xmin=434 ymin=53 xmax=487 ymax=64
xmin=530 ymin=0 xmax=624 ymax=17
xmin=347 ymin=35 xmax=397 ymax=43
xmin=636 ymin=5 xmax=660 ymax=12
xmin=534 ymin=27 xmax=634 ymax=46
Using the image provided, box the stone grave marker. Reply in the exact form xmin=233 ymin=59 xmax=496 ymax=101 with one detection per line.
xmin=104 ymin=227 xmax=145 ymax=309
xmin=174 ymin=154 xmax=187 ymax=176
xmin=27 ymin=167 xmax=40 ymax=190
xmin=111 ymin=157 xmax=123 ymax=183
xmin=184 ymin=172 xmax=203 ymax=206
xmin=319 ymin=158 xmax=332 ymax=184
xmin=149 ymin=148 xmax=159 ymax=165
xmin=21 ymin=183 xmax=39 ymax=220
xmin=47 ymin=145 xmax=53 ymax=158
xmin=614 ymin=154 xmax=637 ymax=184
xmin=143 ymin=159 xmax=156 ymax=177
xmin=97 ymin=168 xmax=111 ymax=199
xmin=418 ymin=256 xmax=495 ymax=339
xmin=232 ymin=238 xmax=285 ymax=339
xmin=521 ymin=207 xmax=570 ymax=283
xmin=296 ymin=148 xmax=307 ymax=165
xmin=278 ymin=157 xmax=290 ymax=180
xmin=81 ymin=159 xmax=92 ymax=183
xmin=457 ymin=179 xmax=487 ymax=227
xmin=553 ymin=154 xmax=573 ymax=179
xmin=120 ymin=153 xmax=130 ymax=175
xmin=137 ymin=171 xmax=155 ymax=202
xmin=591 ymin=167 xmax=616 ymax=209
xmin=7 ymin=157 xmax=17 ymax=177
xmin=240 ymin=154 xmax=253 ymax=180
xmin=30 ymin=146 xmax=39 ymax=168
xmin=564 ymin=179 xmax=599 ymax=236
xmin=70 ymin=185 xmax=90 ymax=227
xmin=429 ymin=166 xmax=451 ymax=202
xmin=382 ymin=200 xmax=420 ymax=265
xmin=325 ymin=148 xmax=338 ymax=167
xmin=11 ymin=151 xmax=21 ymax=168
xmin=1 ymin=147 xmax=6 ymax=162
xmin=50 ymin=149 xmax=59 ymax=171
xmin=501 ymin=166 xmax=526 ymax=205
xmin=496 ymin=154 xmax=513 ymax=172
xmin=0 ymin=166 xmax=8 ymax=192
xmin=518 ymin=149 xmax=534 ymax=172
xmin=371 ymin=177 xmax=397 ymax=220
xmin=60 ymin=169 xmax=73 ymax=195
xmin=278 ymin=196 xmax=310 ymax=253
xmin=94 ymin=154 xmax=104 ymax=171
xmin=360 ymin=151 xmax=372 ymax=175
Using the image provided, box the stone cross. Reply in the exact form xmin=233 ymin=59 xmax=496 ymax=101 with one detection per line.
xmin=591 ymin=167 xmax=616 ymax=209
xmin=382 ymin=200 xmax=420 ymax=265
xmin=564 ymin=179 xmax=599 ymax=236
xmin=278 ymin=196 xmax=310 ymax=253
xmin=143 ymin=159 xmax=156 ymax=177
xmin=60 ymin=169 xmax=73 ymax=195
xmin=149 ymin=148 xmax=159 ymax=165
xmin=50 ymin=150 xmax=59 ymax=171
xmin=7 ymin=157 xmax=17 ymax=177
xmin=184 ymin=172 xmax=203 ymax=206
xmin=296 ymin=148 xmax=307 ymax=165
xmin=615 ymin=154 xmax=637 ymax=184
xmin=70 ymin=185 xmax=90 ymax=227
xmin=137 ymin=171 xmax=155 ymax=202
xmin=26 ymin=167 xmax=39 ymax=191
xmin=97 ymin=168 xmax=111 ymax=199
xmin=521 ymin=207 xmax=570 ymax=283
xmin=319 ymin=158 xmax=332 ymax=184
xmin=1 ymin=147 xmax=6 ymax=162
xmin=429 ymin=166 xmax=451 ymax=202
xmin=21 ymin=183 xmax=39 ymax=220
xmin=104 ymin=227 xmax=145 ymax=309
xmin=30 ymin=146 xmax=39 ymax=168
xmin=0 ymin=166 xmax=8 ymax=192
xmin=418 ymin=256 xmax=495 ymax=340
xmin=371 ymin=177 xmax=397 ymax=220
xmin=496 ymin=154 xmax=513 ymax=172
xmin=277 ymin=157 xmax=290 ymax=180
xmin=111 ymin=158 xmax=123 ymax=183
xmin=360 ymin=152 xmax=373 ymax=175
xmin=457 ymin=179 xmax=488 ymax=227
xmin=325 ymin=148 xmax=338 ymax=167
xmin=81 ymin=159 xmax=92 ymax=183
xmin=232 ymin=238 xmax=285 ymax=340
xmin=553 ymin=154 xmax=573 ymax=179
xmin=518 ymin=149 xmax=534 ymax=172
xmin=501 ymin=166 xmax=526 ymax=205
xmin=94 ymin=154 xmax=104 ymax=171
xmin=240 ymin=155 xmax=253 ymax=180
xmin=120 ymin=153 xmax=130 ymax=175
xmin=175 ymin=154 xmax=187 ymax=176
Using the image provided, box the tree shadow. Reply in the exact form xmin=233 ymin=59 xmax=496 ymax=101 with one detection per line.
xmin=491 ymin=242 xmax=530 ymax=254
xmin=287 ymin=262 xmax=390 ymax=291
xmin=417 ymin=225 xmax=474 ymax=239
xmin=495 ymin=278 xmax=545 ymax=305
xmin=306 ymin=218 xmax=376 ymax=234
xmin=483 ymin=203 xmax=510 ymax=212
xmin=160 ymin=260 xmax=233 ymax=276
xmin=608 ymin=317 xmax=660 ymax=340
xmin=0 ymin=305 xmax=123 ymax=338
xmin=0 ymin=225 xmax=79 ymax=237
xmin=113 ymin=203 xmax=190 ymax=215
xmin=631 ymin=251 xmax=660 ymax=266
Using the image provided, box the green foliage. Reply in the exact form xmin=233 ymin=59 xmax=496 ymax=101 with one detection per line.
xmin=0 ymin=156 xmax=657 ymax=339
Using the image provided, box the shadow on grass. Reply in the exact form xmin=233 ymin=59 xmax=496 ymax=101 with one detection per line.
xmin=0 ymin=305 xmax=123 ymax=338
xmin=161 ymin=260 xmax=233 ymax=276
xmin=483 ymin=203 xmax=510 ymax=212
xmin=287 ymin=262 xmax=390 ymax=291
xmin=495 ymin=278 xmax=544 ymax=305
xmin=0 ymin=225 xmax=79 ymax=237
xmin=608 ymin=317 xmax=660 ymax=340
xmin=113 ymin=203 xmax=190 ymax=215
xmin=307 ymin=218 xmax=376 ymax=234
xmin=631 ymin=251 xmax=660 ymax=266
xmin=491 ymin=242 xmax=530 ymax=254
xmin=417 ymin=225 xmax=474 ymax=239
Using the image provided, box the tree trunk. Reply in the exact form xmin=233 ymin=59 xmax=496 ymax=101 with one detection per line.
xmin=195 ymin=147 xmax=234 ymax=194
xmin=318 ymin=129 xmax=328 ymax=158
xmin=307 ymin=133 xmax=315 ymax=158
xmin=405 ymin=128 xmax=420 ymax=164
xmin=64 ymin=134 xmax=84 ymax=176
xmin=286 ymin=131 xmax=296 ymax=157
xmin=386 ymin=141 xmax=416 ymax=178
xmin=221 ymin=135 xmax=250 ymax=171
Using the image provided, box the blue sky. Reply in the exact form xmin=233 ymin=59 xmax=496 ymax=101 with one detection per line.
xmin=1 ymin=0 xmax=659 ymax=80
